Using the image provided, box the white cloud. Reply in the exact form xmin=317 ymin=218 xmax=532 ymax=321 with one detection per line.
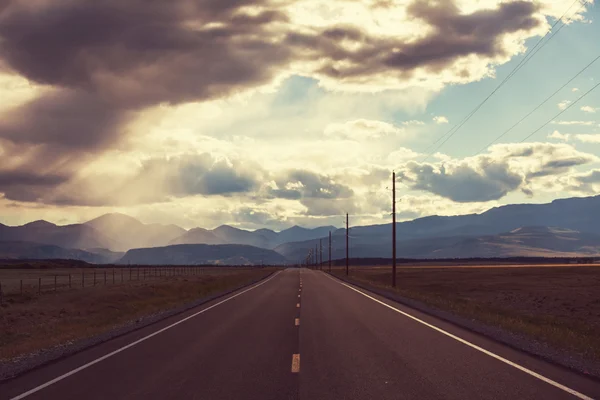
xmin=402 ymin=120 xmax=426 ymax=126
xmin=558 ymin=100 xmax=572 ymax=110
xmin=574 ymin=134 xmax=600 ymax=143
xmin=581 ymin=106 xmax=598 ymax=114
xmin=547 ymin=130 xmax=570 ymax=141
xmin=572 ymin=88 xmax=580 ymax=92
xmin=551 ymin=120 xmax=597 ymax=126
xmin=324 ymin=119 xmax=404 ymax=140
xmin=433 ymin=116 xmax=449 ymax=124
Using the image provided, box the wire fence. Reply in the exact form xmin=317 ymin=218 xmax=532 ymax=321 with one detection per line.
xmin=0 ymin=266 xmax=219 ymax=305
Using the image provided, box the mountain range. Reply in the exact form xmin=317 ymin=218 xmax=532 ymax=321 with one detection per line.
xmin=2 ymin=195 xmax=600 ymax=263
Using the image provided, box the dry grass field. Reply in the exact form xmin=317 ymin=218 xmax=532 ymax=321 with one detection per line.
xmin=332 ymin=264 xmax=600 ymax=361
xmin=0 ymin=267 xmax=277 ymax=361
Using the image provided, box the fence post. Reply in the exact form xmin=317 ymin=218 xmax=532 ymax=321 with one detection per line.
xmin=137 ymin=267 xmax=140 ymax=280
xmin=0 ymin=281 xmax=3 ymax=306
xmin=121 ymin=268 xmax=123 ymax=283
xmin=54 ymin=275 xmax=57 ymax=292
xmin=94 ymin=271 xmax=96 ymax=286
xmin=112 ymin=268 xmax=115 ymax=284
xmin=38 ymin=277 xmax=41 ymax=295
xmin=82 ymin=269 xmax=84 ymax=288
xmin=20 ymin=279 xmax=23 ymax=295
xmin=129 ymin=267 xmax=132 ymax=281
xmin=69 ymin=274 xmax=72 ymax=289
xmin=104 ymin=271 xmax=107 ymax=285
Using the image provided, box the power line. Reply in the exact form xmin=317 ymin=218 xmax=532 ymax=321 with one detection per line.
xmin=519 ymin=81 xmax=600 ymax=143
xmin=420 ymin=0 xmax=587 ymax=162
xmin=473 ymin=54 xmax=600 ymax=155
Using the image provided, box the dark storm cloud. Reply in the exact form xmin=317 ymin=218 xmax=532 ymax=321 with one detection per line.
xmin=0 ymin=0 xmax=548 ymax=206
xmin=0 ymin=90 xmax=127 ymax=148
xmin=288 ymin=0 xmax=540 ymax=80
xmin=269 ymin=170 xmax=354 ymax=200
xmin=0 ymin=0 xmax=292 ymax=108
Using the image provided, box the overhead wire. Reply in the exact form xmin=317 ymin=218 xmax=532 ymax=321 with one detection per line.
xmin=420 ymin=0 xmax=588 ymax=162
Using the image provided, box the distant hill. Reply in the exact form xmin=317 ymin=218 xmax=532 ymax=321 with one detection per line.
xmin=85 ymin=213 xmax=186 ymax=251
xmin=0 ymin=241 xmax=113 ymax=264
xmin=84 ymin=248 xmax=125 ymax=263
xmin=170 ymin=228 xmax=227 ymax=245
xmin=118 ymin=244 xmax=288 ymax=266
xmin=0 ymin=220 xmax=115 ymax=250
xmin=275 ymin=226 xmax=600 ymax=261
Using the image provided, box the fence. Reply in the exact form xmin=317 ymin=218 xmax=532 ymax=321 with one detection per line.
xmin=0 ymin=266 xmax=209 ymax=304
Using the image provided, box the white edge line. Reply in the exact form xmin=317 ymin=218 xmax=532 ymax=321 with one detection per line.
xmin=10 ymin=271 xmax=282 ymax=400
xmin=323 ymin=273 xmax=593 ymax=400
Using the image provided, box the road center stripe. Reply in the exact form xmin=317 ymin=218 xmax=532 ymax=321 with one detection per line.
xmin=295 ymin=318 xmax=300 ymax=326
xmin=291 ymin=354 xmax=300 ymax=373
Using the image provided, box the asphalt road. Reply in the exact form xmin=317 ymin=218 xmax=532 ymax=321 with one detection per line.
xmin=1 ymin=268 xmax=599 ymax=400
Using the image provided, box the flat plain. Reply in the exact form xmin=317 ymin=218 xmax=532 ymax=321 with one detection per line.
xmin=0 ymin=266 xmax=276 ymax=361
xmin=332 ymin=264 xmax=600 ymax=361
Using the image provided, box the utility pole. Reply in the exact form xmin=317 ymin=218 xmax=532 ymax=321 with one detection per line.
xmin=393 ymin=171 xmax=397 ymax=288
xmin=346 ymin=213 xmax=349 ymax=276
xmin=319 ymin=239 xmax=323 ymax=269
xmin=315 ymin=244 xmax=318 ymax=268
xmin=328 ymin=231 xmax=332 ymax=272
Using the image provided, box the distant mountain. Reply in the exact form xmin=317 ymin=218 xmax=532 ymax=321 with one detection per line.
xmin=85 ymin=213 xmax=186 ymax=251
xmin=168 ymin=224 xmax=338 ymax=249
xmin=0 ymin=220 xmax=115 ymax=250
xmin=212 ymin=225 xmax=272 ymax=248
xmin=276 ymin=225 xmax=337 ymax=245
xmin=118 ymin=244 xmax=288 ymax=265
xmin=169 ymin=228 xmax=227 ymax=245
xmin=347 ymin=195 xmax=600 ymax=241
xmin=0 ymin=241 xmax=113 ymax=264
xmin=275 ymin=226 xmax=600 ymax=261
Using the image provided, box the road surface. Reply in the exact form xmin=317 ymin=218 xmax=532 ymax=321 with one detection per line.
xmin=1 ymin=268 xmax=599 ymax=399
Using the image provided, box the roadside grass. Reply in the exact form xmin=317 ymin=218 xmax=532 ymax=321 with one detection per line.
xmin=0 ymin=268 xmax=277 ymax=361
xmin=331 ymin=265 xmax=600 ymax=362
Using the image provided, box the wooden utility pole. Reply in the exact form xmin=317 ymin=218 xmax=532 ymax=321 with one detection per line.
xmin=328 ymin=231 xmax=332 ymax=272
xmin=393 ymin=171 xmax=397 ymax=288
xmin=319 ymin=239 xmax=322 ymax=269
xmin=346 ymin=213 xmax=349 ymax=276
xmin=315 ymin=244 xmax=318 ymax=268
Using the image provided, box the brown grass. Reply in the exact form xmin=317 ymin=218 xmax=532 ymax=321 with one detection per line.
xmin=332 ymin=265 xmax=600 ymax=361
xmin=0 ymin=267 xmax=276 ymax=361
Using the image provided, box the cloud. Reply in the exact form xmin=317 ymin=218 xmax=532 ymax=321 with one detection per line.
xmin=269 ymin=169 xmax=354 ymax=201
xmin=572 ymin=88 xmax=579 ymax=92
xmin=574 ymin=134 xmax=600 ymax=143
xmin=558 ymin=100 xmax=571 ymax=110
xmin=4 ymin=153 xmax=265 ymax=206
xmin=547 ymin=130 xmax=570 ymax=141
xmin=546 ymin=130 xmax=600 ymax=144
xmin=324 ymin=119 xmax=404 ymax=140
xmin=433 ymin=116 xmax=449 ymax=124
xmin=581 ymin=106 xmax=598 ymax=114
xmin=551 ymin=120 xmax=597 ymax=126
xmin=397 ymin=142 xmax=597 ymax=202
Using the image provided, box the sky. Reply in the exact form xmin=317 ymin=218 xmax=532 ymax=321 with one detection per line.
xmin=0 ymin=0 xmax=599 ymax=231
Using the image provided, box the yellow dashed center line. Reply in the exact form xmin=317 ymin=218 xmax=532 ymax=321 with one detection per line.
xmin=295 ymin=318 xmax=300 ymax=326
xmin=298 ymin=294 xmax=301 ymax=298
xmin=296 ymin=303 xmax=300 ymax=308
xmin=291 ymin=354 xmax=300 ymax=373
